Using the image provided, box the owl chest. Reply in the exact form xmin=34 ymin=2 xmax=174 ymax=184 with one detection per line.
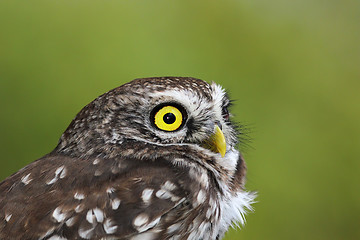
xmin=178 ymin=172 xmax=236 ymax=240
xmin=179 ymin=191 xmax=241 ymax=240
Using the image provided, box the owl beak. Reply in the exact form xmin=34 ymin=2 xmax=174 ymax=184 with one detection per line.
xmin=203 ymin=125 xmax=226 ymax=157
xmin=213 ymin=125 xmax=227 ymax=157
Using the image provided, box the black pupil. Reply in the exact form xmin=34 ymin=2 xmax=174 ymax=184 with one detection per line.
xmin=163 ymin=113 xmax=176 ymax=124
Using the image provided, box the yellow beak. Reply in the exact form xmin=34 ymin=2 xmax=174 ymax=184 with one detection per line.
xmin=204 ymin=125 xmax=227 ymax=157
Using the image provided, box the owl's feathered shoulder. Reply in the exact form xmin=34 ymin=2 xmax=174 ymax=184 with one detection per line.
xmin=2 ymin=149 xmax=183 ymax=238
xmin=0 ymin=139 xmax=254 ymax=240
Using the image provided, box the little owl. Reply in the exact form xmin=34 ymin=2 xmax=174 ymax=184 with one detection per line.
xmin=0 ymin=77 xmax=255 ymax=240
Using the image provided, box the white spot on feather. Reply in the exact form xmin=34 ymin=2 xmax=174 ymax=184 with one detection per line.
xmin=75 ymin=204 xmax=84 ymax=213
xmin=94 ymin=169 xmax=103 ymax=176
xmin=46 ymin=176 xmax=58 ymax=185
xmin=21 ymin=173 xmax=32 ymax=185
xmin=133 ymin=215 xmax=160 ymax=233
xmin=162 ymin=181 xmax=176 ymax=191
xmin=111 ymin=198 xmax=121 ymax=210
xmin=78 ymin=227 xmax=94 ymax=239
xmin=59 ymin=168 xmax=67 ymax=178
xmin=167 ymin=222 xmax=181 ymax=234
xmin=65 ymin=217 xmax=76 ymax=227
xmin=55 ymin=166 xmax=64 ymax=175
xmin=197 ymin=189 xmax=206 ymax=205
xmin=106 ymin=187 xmax=115 ymax=194
xmin=171 ymin=195 xmax=180 ymax=202
xmin=199 ymin=172 xmax=209 ymax=189
xmin=86 ymin=208 xmax=104 ymax=224
xmin=103 ymin=218 xmax=118 ymax=234
xmin=86 ymin=210 xmax=95 ymax=224
xmin=48 ymin=236 xmax=67 ymax=240
xmin=155 ymin=189 xmax=172 ymax=199
xmin=74 ymin=192 xmax=85 ymax=200
xmin=206 ymin=208 xmax=212 ymax=219
xmin=141 ymin=188 xmax=153 ymax=204
xmin=47 ymin=165 xmax=67 ymax=185
xmin=52 ymin=207 xmax=66 ymax=222
xmin=93 ymin=208 xmax=104 ymax=222
xmin=133 ymin=213 xmax=150 ymax=232
xmin=39 ymin=227 xmax=55 ymax=240
xmin=5 ymin=213 xmax=12 ymax=222
xmin=146 ymin=217 xmax=161 ymax=231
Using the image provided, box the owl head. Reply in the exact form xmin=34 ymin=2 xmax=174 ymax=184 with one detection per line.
xmin=56 ymin=77 xmax=241 ymax=162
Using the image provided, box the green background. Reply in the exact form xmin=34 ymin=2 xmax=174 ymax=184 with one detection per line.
xmin=1 ymin=0 xmax=359 ymax=239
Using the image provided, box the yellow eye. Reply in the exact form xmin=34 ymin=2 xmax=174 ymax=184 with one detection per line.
xmin=153 ymin=105 xmax=184 ymax=131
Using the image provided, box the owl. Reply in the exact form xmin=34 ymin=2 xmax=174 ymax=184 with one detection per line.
xmin=0 ymin=77 xmax=255 ymax=240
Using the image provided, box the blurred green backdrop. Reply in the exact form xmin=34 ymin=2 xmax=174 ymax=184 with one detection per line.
xmin=1 ymin=0 xmax=359 ymax=239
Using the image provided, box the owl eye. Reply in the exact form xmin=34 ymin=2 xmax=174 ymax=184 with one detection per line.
xmin=152 ymin=105 xmax=185 ymax=132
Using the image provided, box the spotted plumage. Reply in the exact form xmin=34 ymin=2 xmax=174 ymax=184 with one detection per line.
xmin=0 ymin=77 xmax=255 ymax=240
